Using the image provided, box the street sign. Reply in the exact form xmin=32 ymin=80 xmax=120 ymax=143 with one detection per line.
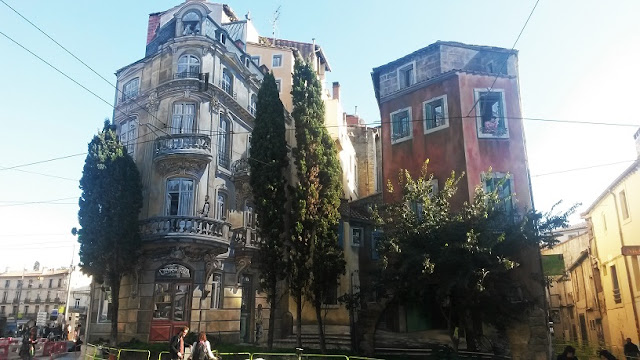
xmin=36 ymin=311 xmax=47 ymax=326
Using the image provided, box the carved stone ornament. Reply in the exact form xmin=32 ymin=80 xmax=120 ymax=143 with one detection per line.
xmin=155 ymin=157 xmax=208 ymax=178
xmin=130 ymin=261 xmax=143 ymax=299
xmin=235 ymin=255 xmax=252 ymax=285
xmin=146 ymin=91 xmax=159 ymax=112
xmin=201 ymin=253 xmax=223 ymax=297
xmin=210 ymin=95 xmax=221 ymax=113
xmin=184 ymin=90 xmax=191 ymax=98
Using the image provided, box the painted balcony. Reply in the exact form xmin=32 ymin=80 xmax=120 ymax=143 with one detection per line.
xmin=153 ymin=134 xmax=213 ymax=177
xmin=231 ymin=226 xmax=260 ymax=255
xmin=140 ymin=216 xmax=230 ymax=252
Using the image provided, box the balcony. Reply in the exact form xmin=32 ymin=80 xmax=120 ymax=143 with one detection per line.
xmin=174 ymin=71 xmax=200 ymax=79
xmin=140 ymin=216 xmax=230 ymax=253
xmin=153 ymin=134 xmax=213 ymax=177
xmin=218 ymin=80 xmax=237 ymax=100
xmin=54 ymin=297 xmax=61 ymax=304
xmin=231 ymin=227 xmax=260 ymax=254
xmin=35 ymin=298 xmax=41 ymax=304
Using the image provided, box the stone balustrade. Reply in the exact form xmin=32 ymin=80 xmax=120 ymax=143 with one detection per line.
xmin=231 ymin=227 xmax=260 ymax=250
xmin=140 ymin=216 xmax=230 ymax=244
xmin=154 ymin=133 xmax=212 ymax=158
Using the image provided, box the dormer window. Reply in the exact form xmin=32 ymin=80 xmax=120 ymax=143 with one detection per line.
xmin=182 ymin=11 xmax=201 ymax=35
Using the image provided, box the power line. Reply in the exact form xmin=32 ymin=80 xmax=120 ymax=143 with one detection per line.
xmin=466 ymin=0 xmax=541 ymax=117
xmin=1 ymin=166 xmax=78 ymax=182
xmin=531 ymin=159 xmax=636 ymax=177
xmin=0 ymin=153 xmax=86 ymax=171
xmin=0 ymin=197 xmax=77 ymax=207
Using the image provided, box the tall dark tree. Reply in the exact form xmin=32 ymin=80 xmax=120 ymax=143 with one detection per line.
xmin=375 ymin=161 xmax=576 ymax=353
xmin=249 ymin=73 xmax=289 ymax=350
xmin=290 ymin=59 xmax=345 ymax=353
xmin=74 ymin=121 xmax=143 ymax=345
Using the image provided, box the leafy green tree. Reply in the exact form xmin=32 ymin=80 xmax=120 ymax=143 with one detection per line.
xmin=249 ymin=73 xmax=289 ymax=350
xmin=74 ymin=121 xmax=143 ymax=345
xmin=290 ymin=59 xmax=345 ymax=353
xmin=375 ymin=161 xmax=576 ymax=352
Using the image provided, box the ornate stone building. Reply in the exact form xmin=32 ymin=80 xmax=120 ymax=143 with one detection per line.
xmin=86 ymin=0 xmax=266 ymax=343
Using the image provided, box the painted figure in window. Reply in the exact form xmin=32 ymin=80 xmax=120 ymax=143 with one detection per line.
xmin=199 ymin=195 xmax=210 ymax=217
xmin=479 ymin=92 xmax=506 ymax=136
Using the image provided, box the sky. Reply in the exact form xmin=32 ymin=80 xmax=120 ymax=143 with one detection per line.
xmin=0 ymin=0 xmax=638 ymax=270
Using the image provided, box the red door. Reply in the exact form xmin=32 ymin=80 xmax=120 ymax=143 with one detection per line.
xmin=150 ymin=282 xmax=191 ymax=342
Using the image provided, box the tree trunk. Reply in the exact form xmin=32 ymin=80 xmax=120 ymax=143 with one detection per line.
xmin=267 ymin=279 xmax=277 ymax=350
xmin=110 ymin=276 xmax=121 ymax=346
xmin=314 ymin=300 xmax=327 ymax=354
xmin=296 ymin=293 xmax=302 ymax=348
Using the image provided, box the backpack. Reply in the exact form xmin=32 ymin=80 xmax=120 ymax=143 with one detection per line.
xmin=192 ymin=342 xmax=207 ymax=360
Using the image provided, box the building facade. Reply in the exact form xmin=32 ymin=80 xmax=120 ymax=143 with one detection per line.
xmin=371 ymin=41 xmax=548 ymax=356
xmin=87 ymin=0 xmax=267 ymax=343
xmin=0 ymin=268 xmax=70 ymax=336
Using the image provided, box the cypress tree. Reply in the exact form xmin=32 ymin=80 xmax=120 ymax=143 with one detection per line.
xmin=290 ymin=59 xmax=345 ymax=353
xmin=249 ymin=73 xmax=289 ymax=350
xmin=75 ymin=121 xmax=143 ymax=345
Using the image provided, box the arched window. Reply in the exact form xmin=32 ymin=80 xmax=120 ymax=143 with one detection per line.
xmin=217 ymin=115 xmax=230 ymax=168
xmin=221 ymin=69 xmax=233 ymax=95
xmin=249 ymin=94 xmax=257 ymax=116
xmin=216 ymin=190 xmax=227 ymax=220
xmin=122 ymin=78 xmax=139 ymax=102
xmin=182 ymin=11 xmax=201 ymax=35
xmin=177 ymin=55 xmax=200 ymax=78
xmin=171 ymin=102 xmax=196 ymax=134
xmin=166 ymin=178 xmax=194 ymax=216
xmin=119 ymin=117 xmax=137 ymax=155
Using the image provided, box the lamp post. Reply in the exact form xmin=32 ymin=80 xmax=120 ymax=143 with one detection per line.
xmin=63 ymin=244 xmax=76 ymax=332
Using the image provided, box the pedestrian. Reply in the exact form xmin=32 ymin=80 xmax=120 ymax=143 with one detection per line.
xmin=19 ymin=327 xmax=37 ymax=360
xmin=169 ymin=326 xmax=189 ymax=360
xmin=557 ymin=345 xmax=578 ymax=360
xmin=600 ymin=349 xmax=618 ymax=360
xmin=625 ymin=338 xmax=640 ymax=360
xmin=189 ymin=332 xmax=218 ymax=360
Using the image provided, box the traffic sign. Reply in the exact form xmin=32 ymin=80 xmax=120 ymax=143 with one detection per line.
xmin=36 ymin=311 xmax=47 ymax=326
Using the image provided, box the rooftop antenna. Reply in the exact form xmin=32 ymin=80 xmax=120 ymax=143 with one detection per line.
xmin=271 ymin=5 xmax=281 ymax=46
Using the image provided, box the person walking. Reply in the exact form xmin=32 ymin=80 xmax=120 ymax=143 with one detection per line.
xmin=170 ymin=327 xmax=189 ymax=360
xmin=625 ymin=338 xmax=640 ymax=360
xmin=19 ymin=327 xmax=38 ymax=360
xmin=189 ymin=332 xmax=218 ymax=360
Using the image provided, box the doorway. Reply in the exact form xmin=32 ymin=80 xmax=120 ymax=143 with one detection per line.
xmin=150 ymin=264 xmax=192 ymax=342
xmin=239 ymin=275 xmax=253 ymax=343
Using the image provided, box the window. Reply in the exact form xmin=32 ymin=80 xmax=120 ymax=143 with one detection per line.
xmin=177 ymin=55 xmax=200 ymax=78
xmin=611 ymin=265 xmax=622 ymax=304
xmin=244 ymin=201 xmax=255 ymax=228
xmin=371 ymin=231 xmax=382 ymax=260
xmin=620 ymin=190 xmax=630 ymax=220
xmin=46 ymin=291 xmax=51 ymax=300
xmin=24 ymin=305 xmax=29 ymax=314
xmin=351 ymin=227 xmax=363 ymax=247
xmin=182 ymin=11 xmax=201 ymax=35
xmin=272 ymin=54 xmax=283 ymax=68
xmin=122 ymin=78 xmax=139 ymax=102
xmin=0 ymin=306 xmax=4 ymax=315
xmin=57 ymin=279 xmax=62 ymax=288
xmin=390 ymin=108 xmax=411 ymax=143
xmin=211 ymin=273 xmax=222 ymax=309
xmin=153 ymin=282 xmax=190 ymax=321
xmin=28 ymin=280 xmax=33 ymax=288
xmin=476 ymin=90 xmax=509 ymax=138
xmin=98 ymin=287 xmax=112 ymax=323
xmin=34 ymin=305 xmax=39 ymax=314
xmin=119 ymin=117 xmax=137 ymax=155
xmin=275 ymin=79 xmax=282 ymax=93
xmin=398 ymin=63 xmax=415 ymax=88
xmin=251 ymin=56 xmax=260 ymax=66
xmin=74 ymin=299 xmax=80 ymax=308
xmin=11 ymin=306 xmax=17 ymax=315
xmin=249 ymin=94 xmax=257 ymax=116
xmin=17 ymin=280 xmax=23 ymax=288
xmin=322 ymin=285 xmax=338 ymax=306
xmin=484 ymin=173 xmax=513 ymax=214
xmin=2 ymin=292 xmax=6 ymax=302
xmin=48 ymin=279 xmax=53 ymax=288
xmin=171 ymin=103 xmax=196 ymax=134
xmin=222 ymin=69 xmax=233 ymax=95
xmin=218 ymin=115 xmax=230 ymax=169
xmin=632 ymin=256 xmax=640 ymax=291
xmin=216 ymin=191 xmax=227 ymax=220
xmin=44 ymin=305 xmax=49 ymax=313
xmin=166 ymin=178 xmax=194 ymax=216
xmin=247 ymin=135 xmax=252 ymax=157
xmin=4 ymin=280 xmax=9 ymax=288
xmin=424 ymin=95 xmax=448 ymax=133
xmin=219 ymin=32 xmax=226 ymax=44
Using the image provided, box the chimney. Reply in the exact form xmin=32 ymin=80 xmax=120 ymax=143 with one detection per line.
xmin=332 ymin=82 xmax=340 ymax=100
xmin=146 ymin=13 xmax=162 ymax=45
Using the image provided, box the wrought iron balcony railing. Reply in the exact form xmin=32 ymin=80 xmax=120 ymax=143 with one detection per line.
xmin=140 ymin=216 xmax=229 ymax=243
xmin=154 ymin=133 xmax=212 ymax=159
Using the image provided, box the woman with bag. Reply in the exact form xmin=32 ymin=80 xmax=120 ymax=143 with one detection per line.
xmin=189 ymin=332 xmax=218 ymax=360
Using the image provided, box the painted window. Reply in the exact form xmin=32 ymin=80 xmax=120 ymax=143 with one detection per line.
xmin=122 ymin=78 xmax=139 ymax=102
xmin=272 ymin=54 xmax=283 ymax=68
xmin=620 ymin=190 xmax=630 ymax=220
xmin=182 ymin=11 xmax=201 ymax=35
xmin=171 ymin=103 xmax=196 ymax=134
xmin=424 ymin=95 xmax=448 ymax=133
xmin=177 ymin=55 xmax=200 ymax=78
xmin=390 ymin=108 xmax=411 ymax=143
xmin=611 ymin=265 xmax=622 ymax=304
xmin=211 ymin=273 xmax=222 ymax=309
xmin=166 ymin=178 xmax=194 ymax=216
xmin=251 ymin=56 xmax=260 ymax=66
xmin=216 ymin=191 xmax=227 ymax=220
xmin=476 ymin=90 xmax=509 ymax=138
xmin=275 ymin=79 xmax=282 ymax=93
xmin=222 ymin=69 xmax=233 ymax=95
xmin=250 ymin=94 xmax=257 ymax=116
xmin=351 ymin=227 xmax=363 ymax=247
xmin=483 ymin=173 xmax=513 ymax=214
xmin=218 ymin=115 xmax=231 ymax=168
xmin=119 ymin=117 xmax=137 ymax=155
xmin=398 ymin=63 xmax=415 ymax=88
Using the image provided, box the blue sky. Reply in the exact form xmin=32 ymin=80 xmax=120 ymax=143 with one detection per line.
xmin=1 ymin=0 xmax=638 ymax=269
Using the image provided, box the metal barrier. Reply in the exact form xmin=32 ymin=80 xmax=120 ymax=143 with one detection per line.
xmin=157 ymin=351 xmax=170 ymax=360
xmin=117 ymin=348 xmax=151 ymax=360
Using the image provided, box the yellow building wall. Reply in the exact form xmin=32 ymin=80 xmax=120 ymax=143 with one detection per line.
xmin=245 ymin=44 xmax=295 ymax=112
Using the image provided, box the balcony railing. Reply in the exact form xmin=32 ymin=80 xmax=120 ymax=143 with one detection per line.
xmin=174 ymin=71 xmax=200 ymax=79
xmin=218 ymin=80 xmax=237 ymax=100
xmin=218 ymin=153 xmax=230 ymax=169
xmin=614 ymin=288 xmax=622 ymax=303
xmin=154 ymin=133 xmax=212 ymax=159
xmin=140 ymin=216 xmax=229 ymax=243
xmin=232 ymin=227 xmax=260 ymax=250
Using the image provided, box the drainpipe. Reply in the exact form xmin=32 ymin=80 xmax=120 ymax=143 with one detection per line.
xmin=611 ymin=190 xmax=640 ymax=342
